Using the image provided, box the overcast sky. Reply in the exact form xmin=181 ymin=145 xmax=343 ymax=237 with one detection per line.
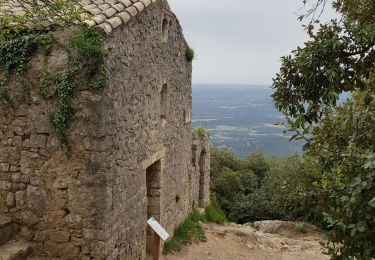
xmin=169 ymin=0 xmax=334 ymax=85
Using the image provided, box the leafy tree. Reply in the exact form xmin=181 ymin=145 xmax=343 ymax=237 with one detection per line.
xmin=273 ymin=0 xmax=375 ymax=140
xmin=273 ymin=0 xmax=375 ymax=257
xmin=308 ymin=84 xmax=375 ymax=258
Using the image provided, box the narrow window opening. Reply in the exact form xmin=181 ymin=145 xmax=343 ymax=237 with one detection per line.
xmin=160 ymin=84 xmax=168 ymax=120
xmin=161 ymin=18 xmax=169 ymax=42
xmin=198 ymin=150 xmax=206 ymax=208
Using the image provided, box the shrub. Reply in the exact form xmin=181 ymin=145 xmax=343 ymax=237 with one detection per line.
xmin=186 ymin=47 xmax=195 ymax=62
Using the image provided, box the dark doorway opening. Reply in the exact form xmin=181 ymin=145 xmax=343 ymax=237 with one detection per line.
xmin=146 ymin=160 xmax=161 ymax=258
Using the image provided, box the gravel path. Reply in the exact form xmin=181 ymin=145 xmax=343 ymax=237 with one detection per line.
xmin=161 ymin=221 xmax=329 ymax=260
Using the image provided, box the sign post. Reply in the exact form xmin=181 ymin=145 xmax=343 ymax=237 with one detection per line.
xmin=147 ymin=217 xmax=169 ymax=260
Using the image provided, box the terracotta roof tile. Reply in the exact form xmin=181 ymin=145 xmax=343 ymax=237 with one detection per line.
xmin=0 ymin=0 xmax=159 ymax=35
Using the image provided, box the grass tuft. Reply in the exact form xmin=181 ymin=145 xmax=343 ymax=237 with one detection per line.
xmin=194 ymin=126 xmax=208 ymax=137
xmin=163 ymin=210 xmax=206 ymax=254
xmin=204 ymin=204 xmax=226 ymax=224
xmin=295 ymin=222 xmax=307 ymax=233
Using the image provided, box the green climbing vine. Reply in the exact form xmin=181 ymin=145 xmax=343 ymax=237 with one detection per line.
xmin=41 ymin=26 xmax=106 ymax=147
xmin=0 ymin=31 xmax=43 ymax=102
xmin=0 ymin=25 xmax=106 ymax=148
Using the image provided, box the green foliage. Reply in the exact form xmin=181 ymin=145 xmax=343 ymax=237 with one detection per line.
xmin=273 ymin=0 xmax=375 ymax=140
xmin=0 ymin=0 xmax=82 ymax=40
xmin=194 ymin=126 xmax=208 ymax=137
xmin=0 ymin=25 xmax=106 ymax=148
xmin=186 ymin=47 xmax=195 ymax=62
xmin=210 ymin=147 xmax=240 ymax=178
xmin=210 ymin=149 xmax=322 ymax=225
xmin=204 ymin=204 xmax=226 ymax=224
xmin=163 ymin=210 xmax=207 ymax=254
xmin=0 ymin=32 xmax=41 ymax=102
xmin=211 ymin=168 xmax=244 ymax=215
xmin=41 ymin=26 xmax=106 ymax=148
xmin=240 ymin=152 xmax=269 ymax=181
xmin=307 ymin=84 xmax=375 ymax=259
xmin=272 ymin=0 xmax=375 ymax=257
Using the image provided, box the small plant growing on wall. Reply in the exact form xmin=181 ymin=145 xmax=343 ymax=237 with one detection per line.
xmin=186 ymin=47 xmax=195 ymax=62
xmin=194 ymin=126 xmax=208 ymax=137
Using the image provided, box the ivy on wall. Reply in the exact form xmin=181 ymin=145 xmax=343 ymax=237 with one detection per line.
xmin=0 ymin=25 xmax=106 ymax=149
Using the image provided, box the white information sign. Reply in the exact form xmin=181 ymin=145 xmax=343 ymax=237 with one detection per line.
xmin=147 ymin=217 xmax=169 ymax=241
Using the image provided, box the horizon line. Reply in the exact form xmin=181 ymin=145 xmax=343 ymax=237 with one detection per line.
xmin=192 ymin=82 xmax=273 ymax=87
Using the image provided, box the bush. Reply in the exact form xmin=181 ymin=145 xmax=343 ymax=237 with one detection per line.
xmin=186 ymin=47 xmax=195 ymax=62
xmin=210 ymin=149 xmax=322 ymax=225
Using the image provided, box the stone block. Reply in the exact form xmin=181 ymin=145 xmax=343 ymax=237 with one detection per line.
xmin=50 ymin=230 xmax=70 ymax=243
xmin=15 ymin=191 xmax=26 ymax=209
xmin=20 ymin=226 xmax=34 ymax=241
xmin=0 ymin=181 xmax=12 ymax=190
xmin=27 ymin=186 xmax=46 ymax=215
xmin=6 ymin=193 xmax=15 ymax=207
xmin=29 ymin=134 xmax=47 ymax=149
xmin=53 ymin=177 xmax=70 ymax=189
xmin=20 ymin=211 xmax=39 ymax=226
xmin=0 ymin=163 xmax=10 ymax=172
xmin=11 ymin=173 xmax=21 ymax=183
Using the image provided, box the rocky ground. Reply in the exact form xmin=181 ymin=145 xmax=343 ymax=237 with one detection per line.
xmin=161 ymin=220 xmax=329 ymax=260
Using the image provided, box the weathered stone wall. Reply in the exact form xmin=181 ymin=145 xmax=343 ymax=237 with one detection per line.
xmin=100 ymin=1 xmax=210 ymax=258
xmin=0 ymin=0 xmax=210 ymax=259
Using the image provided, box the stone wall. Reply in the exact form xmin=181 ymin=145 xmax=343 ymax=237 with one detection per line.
xmin=0 ymin=0 xmax=210 ymax=259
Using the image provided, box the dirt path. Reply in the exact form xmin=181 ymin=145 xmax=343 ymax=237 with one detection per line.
xmin=162 ymin=220 xmax=329 ymax=260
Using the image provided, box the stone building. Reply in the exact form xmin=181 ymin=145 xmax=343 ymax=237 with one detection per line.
xmin=0 ymin=0 xmax=210 ymax=259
